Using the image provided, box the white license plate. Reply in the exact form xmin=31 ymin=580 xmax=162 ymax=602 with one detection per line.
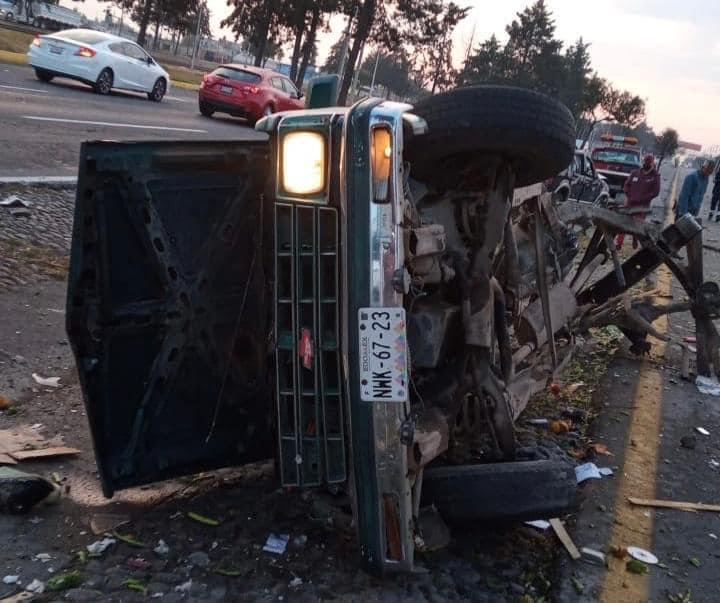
xmin=220 ymin=85 xmax=233 ymax=94
xmin=49 ymin=45 xmax=63 ymax=55
xmin=358 ymin=307 xmax=408 ymax=402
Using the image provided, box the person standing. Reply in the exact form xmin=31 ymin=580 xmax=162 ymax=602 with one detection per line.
xmin=676 ymin=159 xmax=715 ymax=220
xmin=707 ymin=162 xmax=720 ymax=222
xmin=615 ymin=154 xmax=661 ymax=248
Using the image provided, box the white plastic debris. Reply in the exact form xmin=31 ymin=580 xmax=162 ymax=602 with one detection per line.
xmin=153 ymin=539 xmax=169 ymax=556
xmin=262 ymin=533 xmax=290 ymax=555
xmin=527 ymin=418 xmax=549 ymax=426
xmin=627 ymin=546 xmax=659 ymax=565
xmin=34 ymin=553 xmax=51 ymax=563
xmin=28 ymin=517 xmax=43 ymax=524
xmin=524 ymin=519 xmax=551 ymax=530
xmin=26 ymin=579 xmax=45 ymax=594
xmin=175 ymin=579 xmax=192 ymax=593
xmin=575 ymin=462 xmax=602 ymax=483
xmin=695 ymin=375 xmax=720 ymax=396
xmin=696 ymin=427 xmax=711 ymax=436
xmin=709 ymin=533 xmax=718 ymax=540
xmin=0 ymin=195 xmax=29 ymax=208
xmin=581 ymin=547 xmax=606 ymax=565
xmin=31 ymin=373 xmax=60 ymax=388
xmin=3 ymin=575 xmax=19 ymax=584
xmin=598 ymin=467 xmax=614 ymax=476
xmin=86 ymin=538 xmax=116 ymax=555
xmin=289 ymin=577 xmax=303 ymax=588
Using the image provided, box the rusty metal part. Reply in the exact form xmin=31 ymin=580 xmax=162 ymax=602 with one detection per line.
xmin=533 ymin=197 xmax=557 ymax=366
xmin=516 ymin=283 xmax=578 ymax=348
xmin=407 ymin=407 xmax=450 ymax=475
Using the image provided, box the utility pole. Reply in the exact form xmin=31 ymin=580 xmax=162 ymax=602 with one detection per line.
xmin=190 ymin=4 xmax=203 ymax=70
xmin=369 ymin=49 xmax=380 ymax=93
xmin=350 ymin=38 xmax=365 ymax=97
xmin=337 ymin=5 xmax=357 ymax=86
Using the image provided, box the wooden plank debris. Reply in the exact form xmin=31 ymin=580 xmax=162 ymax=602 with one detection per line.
xmin=628 ymin=497 xmax=720 ymax=513
xmin=550 ymin=518 xmax=581 ymax=560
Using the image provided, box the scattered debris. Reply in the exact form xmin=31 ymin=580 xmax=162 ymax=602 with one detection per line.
xmin=187 ymin=511 xmax=220 ymax=526
xmin=124 ymin=578 xmax=147 ymax=595
xmin=33 ymin=554 xmax=51 ymax=563
xmin=598 ymin=467 xmax=614 ymax=476
xmin=126 ymin=557 xmax=152 ymax=570
xmin=627 ymin=547 xmax=658 ymax=565
xmin=549 ymin=518 xmax=580 ymax=560
xmin=113 ymin=533 xmax=146 ymax=548
xmin=174 ymin=580 xmax=192 ymax=593
xmin=153 ymin=539 xmax=169 ymax=557
xmin=625 ymin=559 xmax=648 ymax=574
xmin=628 ymin=497 xmax=720 ymax=513
xmin=570 ymin=576 xmax=584 ymax=594
xmin=550 ymin=419 xmax=571 ymax=434
xmin=30 ymin=374 xmax=60 ymax=388
xmin=0 ymin=195 xmax=29 ymax=208
xmin=611 ymin=545 xmax=628 ymax=559
xmin=680 ymin=436 xmax=697 ymax=450
xmin=215 ymin=568 xmax=242 ymax=577
xmin=2 ymin=576 xmax=19 ymax=585
xmin=527 ymin=418 xmax=549 ymax=426
xmin=525 ymin=519 xmax=551 ymax=530
xmin=695 ymin=376 xmax=720 ymax=396
xmin=688 ymin=557 xmax=701 ymax=568
xmin=9 ymin=447 xmax=80 ymax=461
xmin=85 ymin=538 xmax=116 ymax=555
xmin=292 ymin=534 xmax=308 ymax=548
xmin=0 ymin=467 xmax=60 ymax=514
xmin=696 ymin=427 xmax=710 ymax=436
xmin=575 ymin=462 xmax=602 ymax=483
xmin=25 ymin=579 xmax=45 ymax=594
xmin=588 ymin=443 xmax=613 ymax=456
xmin=581 ymin=547 xmax=606 ymax=566
xmin=0 ymin=395 xmax=10 ymax=411
xmin=262 ymin=533 xmax=290 ymax=555
xmin=709 ymin=533 xmax=718 ymax=540
xmin=289 ymin=577 xmax=303 ymax=588
xmin=89 ymin=513 xmax=129 ymax=535
xmin=46 ymin=571 xmax=83 ymax=592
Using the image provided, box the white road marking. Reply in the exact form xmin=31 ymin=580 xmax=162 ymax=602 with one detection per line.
xmin=166 ymin=95 xmax=191 ymax=103
xmin=0 ymin=175 xmax=76 ymax=186
xmin=0 ymin=83 xmax=49 ymax=93
xmin=22 ymin=115 xmax=207 ymax=133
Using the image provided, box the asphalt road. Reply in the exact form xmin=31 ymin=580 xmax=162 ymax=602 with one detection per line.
xmin=0 ymin=62 xmax=266 ymax=177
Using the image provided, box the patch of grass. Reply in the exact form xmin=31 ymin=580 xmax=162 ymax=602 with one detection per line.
xmin=0 ymin=27 xmax=34 ymax=54
xmin=0 ymin=49 xmax=27 ymax=66
xmin=164 ymin=65 xmax=203 ymax=87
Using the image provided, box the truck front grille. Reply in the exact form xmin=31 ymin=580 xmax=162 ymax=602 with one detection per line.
xmin=274 ymin=203 xmax=346 ymax=486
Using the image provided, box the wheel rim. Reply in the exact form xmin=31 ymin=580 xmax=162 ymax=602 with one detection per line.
xmin=98 ymin=72 xmax=111 ymax=94
xmin=153 ymin=80 xmax=165 ymax=100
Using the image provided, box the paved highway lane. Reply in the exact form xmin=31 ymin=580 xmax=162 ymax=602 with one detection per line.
xmin=0 ymin=63 xmax=267 ymax=177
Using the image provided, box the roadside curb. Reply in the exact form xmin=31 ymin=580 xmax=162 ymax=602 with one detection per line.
xmin=0 ymin=175 xmax=77 ymax=189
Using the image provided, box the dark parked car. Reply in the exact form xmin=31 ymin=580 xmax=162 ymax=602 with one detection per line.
xmin=198 ymin=64 xmax=305 ymax=125
xmin=550 ymin=150 xmax=610 ymax=205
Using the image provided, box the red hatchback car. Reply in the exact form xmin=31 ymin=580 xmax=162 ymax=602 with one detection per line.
xmin=198 ymin=64 xmax=305 ymax=125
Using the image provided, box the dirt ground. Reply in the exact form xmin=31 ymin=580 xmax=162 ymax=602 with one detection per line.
xmin=1 ymin=171 xmax=719 ymax=602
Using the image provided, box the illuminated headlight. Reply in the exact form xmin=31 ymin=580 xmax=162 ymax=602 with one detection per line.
xmin=281 ymin=131 xmax=326 ymax=196
xmin=371 ymin=126 xmax=392 ymax=202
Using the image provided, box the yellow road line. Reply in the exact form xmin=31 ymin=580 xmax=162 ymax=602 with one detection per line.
xmin=599 ymin=172 xmax=679 ymax=602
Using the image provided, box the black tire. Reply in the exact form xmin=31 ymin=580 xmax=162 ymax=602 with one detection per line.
xmin=421 ymin=447 xmax=576 ymax=521
xmin=198 ymin=100 xmax=214 ymax=117
xmin=147 ymin=78 xmax=166 ymax=102
xmin=5 ymin=12 xmax=14 ymax=21
xmin=94 ymin=68 xmax=113 ymax=95
xmin=406 ymin=85 xmax=576 ymax=188
xmin=34 ymin=68 xmax=53 ymax=83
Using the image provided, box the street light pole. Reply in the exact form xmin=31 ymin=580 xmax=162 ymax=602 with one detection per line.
xmin=190 ymin=5 xmax=203 ymax=70
xmin=337 ymin=6 xmax=357 ymax=85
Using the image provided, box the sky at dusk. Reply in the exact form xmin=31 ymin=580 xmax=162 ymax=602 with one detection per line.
xmin=66 ymin=0 xmax=720 ymax=149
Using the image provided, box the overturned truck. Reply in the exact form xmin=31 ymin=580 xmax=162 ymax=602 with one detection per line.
xmin=66 ymin=85 xmax=720 ymax=574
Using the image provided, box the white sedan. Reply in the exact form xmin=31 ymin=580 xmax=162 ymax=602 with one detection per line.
xmin=27 ymin=28 xmax=170 ymax=102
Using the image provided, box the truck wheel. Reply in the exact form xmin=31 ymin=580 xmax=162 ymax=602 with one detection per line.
xmin=34 ymin=68 xmax=53 ymax=83
xmin=405 ymin=86 xmax=576 ymax=189
xmin=5 ymin=12 xmax=13 ymax=21
xmin=421 ymin=452 xmax=577 ymax=521
xmin=94 ymin=68 xmax=113 ymax=95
